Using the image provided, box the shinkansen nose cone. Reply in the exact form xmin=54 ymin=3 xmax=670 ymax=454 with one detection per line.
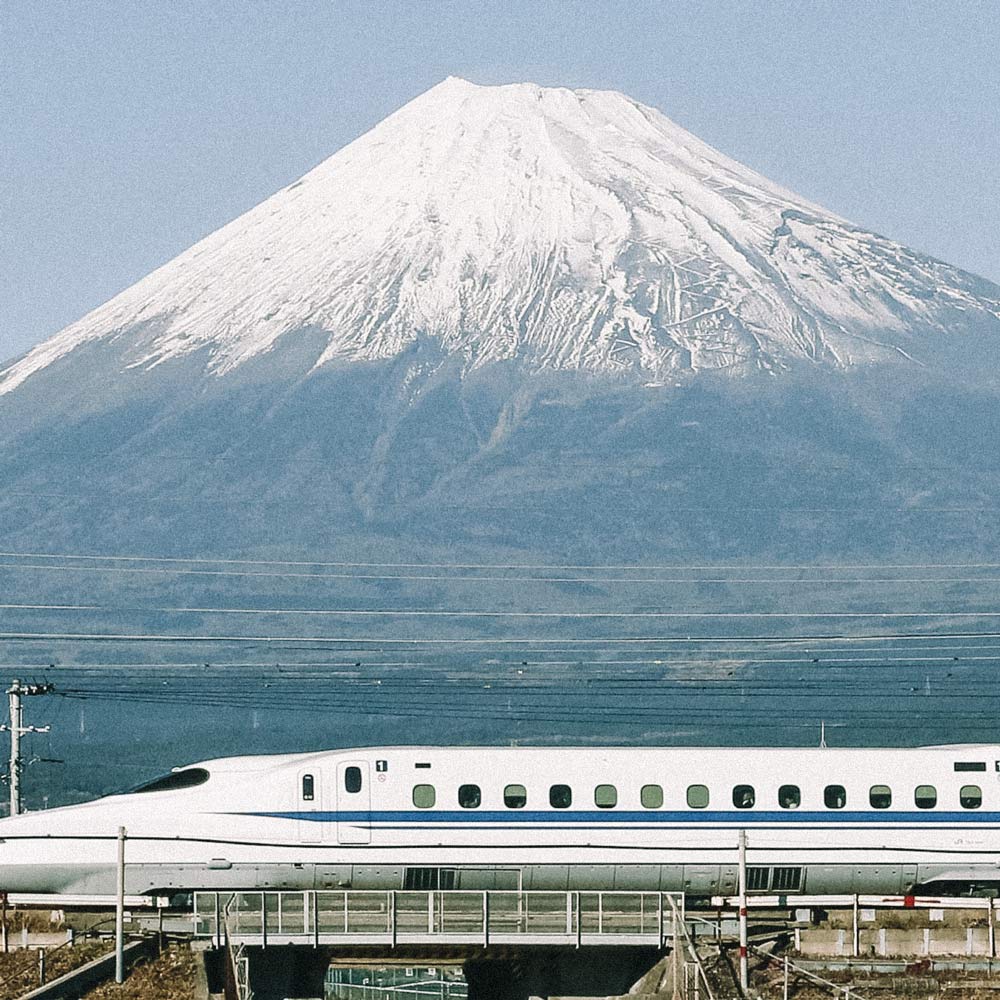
xmin=0 ymin=805 xmax=114 ymax=893
xmin=0 ymin=767 xmax=216 ymax=895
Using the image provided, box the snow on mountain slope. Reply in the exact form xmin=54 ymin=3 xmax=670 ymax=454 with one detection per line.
xmin=3 ymin=77 xmax=999 ymax=396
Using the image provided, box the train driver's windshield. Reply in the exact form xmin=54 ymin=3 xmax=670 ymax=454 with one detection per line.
xmin=131 ymin=768 xmax=210 ymax=793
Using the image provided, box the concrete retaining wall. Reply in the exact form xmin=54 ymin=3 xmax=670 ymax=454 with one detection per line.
xmin=798 ymin=926 xmax=995 ymax=958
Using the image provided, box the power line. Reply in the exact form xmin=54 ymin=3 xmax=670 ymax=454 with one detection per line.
xmin=4 ymin=604 xmax=1000 ymax=619
xmin=77 ymin=638 xmax=1000 ymax=654
xmin=5 ymin=560 xmax=1000 ymax=586
xmin=46 ymin=668 xmax=992 ymax=689
xmin=50 ymin=685 xmax=998 ymax=703
xmin=4 ymin=549 xmax=1000 ymax=571
xmin=8 ymin=629 xmax=1000 ymax=644
xmin=0 ymin=604 xmax=98 ymax=611
xmin=23 ymin=654 xmax=1000 ymax=672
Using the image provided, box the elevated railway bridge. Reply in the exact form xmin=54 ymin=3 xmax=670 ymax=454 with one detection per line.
xmin=11 ymin=889 xmax=1000 ymax=999
xmin=193 ymin=888 xmax=703 ymax=999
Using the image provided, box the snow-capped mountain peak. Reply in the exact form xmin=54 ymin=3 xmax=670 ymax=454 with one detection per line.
xmin=3 ymin=76 xmax=998 ymax=395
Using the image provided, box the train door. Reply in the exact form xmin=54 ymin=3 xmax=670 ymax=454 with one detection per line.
xmin=297 ymin=769 xmax=322 ymax=843
xmin=336 ymin=761 xmax=371 ymax=844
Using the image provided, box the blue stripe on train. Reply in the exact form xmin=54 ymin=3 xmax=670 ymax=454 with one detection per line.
xmin=237 ymin=809 xmax=1000 ymax=824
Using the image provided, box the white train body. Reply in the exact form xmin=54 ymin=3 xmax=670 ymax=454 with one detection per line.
xmin=4 ymin=744 xmax=1000 ymax=898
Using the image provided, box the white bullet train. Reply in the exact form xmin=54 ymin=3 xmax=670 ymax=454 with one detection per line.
xmin=3 ymin=744 xmax=1000 ymax=899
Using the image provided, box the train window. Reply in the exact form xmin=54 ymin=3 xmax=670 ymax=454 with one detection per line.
xmin=458 ymin=784 xmax=481 ymax=809
xmin=132 ymin=767 xmax=210 ymax=793
xmin=869 ymin=785 xmax=892 ymax=809
xmin=955 ymin=762 xmax=987 ymax=772
xmin=412 ymin=784 xmax=436 ymax=808
xmin=824 ymin=785 xmax=846 ymax=809
xmin=344 ymin=766 xmax=363 ymax=793
xmin=960 ymin=785 xmax=983 ymax=809
xmin=594 ymin=784 xmax=617 ymax=808
xmin=778 ymin=785 xmax=800 ymax=809
xmin=915 ymin=785 xmax=937 ymax=809
xmin=641 ymin=784 xmax=663 ymax=809
xmin=746 ymin=867 xmax=769 ymax=891
xmin=549 ymin=784 xmax=572 ymax=809
xmin=733 ymin=785 xmax=755 ymax=809
xmin=302 ymin=774 xmax=315 ymax=801
xmin=687 ymin=785 xmax=709 ymax=809
xmin=504 ymin=784 xmax=527 ymax=808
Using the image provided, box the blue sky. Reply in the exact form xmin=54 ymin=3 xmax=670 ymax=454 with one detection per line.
xmin=3 ymin=0 xmax=998 ymax=364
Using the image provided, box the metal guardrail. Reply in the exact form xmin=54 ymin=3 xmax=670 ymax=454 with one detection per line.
xmin=711 ymin=893 xmax=1000 ymax=911
xmin=194 ymin=890 xmax=684 ymax=948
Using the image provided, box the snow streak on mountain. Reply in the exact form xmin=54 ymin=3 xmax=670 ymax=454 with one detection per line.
xmin=3 ymin=77 xmax=999 ymax=395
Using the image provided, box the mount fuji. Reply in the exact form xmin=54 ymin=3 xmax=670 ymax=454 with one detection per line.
xmin=3 ymin=78 xmax=1000 ymax=566
xmin=4 ymin=77 xmax=999 ymax=395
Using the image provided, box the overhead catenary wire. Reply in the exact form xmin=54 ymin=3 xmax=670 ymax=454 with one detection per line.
xmin=30 ymin=661 xmax=1000 ymax=745
xmin=45 ymin=668 xmax=996 ymax=692
xmin=51 ymin=683 xmax=996 ymax=713
xmin=36 ymin=644 xmax=996 ymax=729
xmin=13 ymin=642 xmax=1000 ymax=672
xmin=49 ymin=672 xmax=991 ymax=694
xmin=46 ymin=663 xmax=998 ymax=703
xmin=49 ymin=685 xmax=1000 ymax=704
xmin=32 ymin=682 xmax=992 ymax=698
xmin=48 ymin=691 xmax=1000 ymax=733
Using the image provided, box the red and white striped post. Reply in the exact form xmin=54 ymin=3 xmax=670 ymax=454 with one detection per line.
xmin=738 ymin=829 xmax=748 ymax=993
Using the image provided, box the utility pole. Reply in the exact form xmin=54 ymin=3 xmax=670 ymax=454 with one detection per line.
xmin=115 ymin=827 xmax=126 ymax=984
xmin=2 ymin=680 xmax=55 ymax=816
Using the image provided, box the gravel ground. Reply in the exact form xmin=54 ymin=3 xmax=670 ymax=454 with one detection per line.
xmin=752 ymin=962 xmax=1000 ymax=999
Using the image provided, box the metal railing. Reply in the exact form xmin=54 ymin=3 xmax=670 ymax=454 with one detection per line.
xmin=194 ymin=889 xmax=684 ymax=948
xmin=666 ymin=894 xmax=716 ymax=1000
xmin=221 ymin=898 xmax=253 ymax=1000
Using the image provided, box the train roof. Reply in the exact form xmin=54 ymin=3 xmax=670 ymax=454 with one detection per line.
xmin=186 ymin=743 xmax=1000 ymax=771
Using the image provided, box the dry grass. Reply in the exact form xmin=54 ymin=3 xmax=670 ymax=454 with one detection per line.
xmin=83 ymin=946 xmax=198 ymax=1000
xmin=0 ymin=939 xmax=110 ymax=999
xmin=3 ymin=909 xmax=63 ymax=934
